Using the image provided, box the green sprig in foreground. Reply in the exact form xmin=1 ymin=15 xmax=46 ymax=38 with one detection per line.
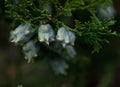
xmin=5 ymin=0 xmax=120 ymax=74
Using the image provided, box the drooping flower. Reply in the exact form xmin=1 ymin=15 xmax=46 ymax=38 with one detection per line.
xmin=10 ymin=24 xmax=34 ymax=45
xmin=66 ymin=45 xmax=76 ymax=58
xmin=22 ymin=40 xmax=38 ymax=63
xmin=97 ymin=5 xmax=116 ymax=19
xmin=56 ymin=27 xmax=76 ymax=47
xmin=50 ymin=59 xmax=69 ymax=75
xmin=38 ymin=24 xmax=54 ymax=45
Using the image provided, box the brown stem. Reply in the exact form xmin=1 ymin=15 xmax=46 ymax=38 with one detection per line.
xmin=42 ymin=12 xmax=62 ymax=24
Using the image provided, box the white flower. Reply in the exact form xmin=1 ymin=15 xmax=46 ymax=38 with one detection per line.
xmin=97 ymin=5 xmax=116 ymax=19
xmin=22 ymin=40 xmax=38 ymax=63
xmin=56 ymin=27 xmax=76 ymax=47
xmin=51 ymin=59 xmax=69 ymax=75
xmin=10 ymin=24 xmax=34 ymax=45
xmin=38 ymin=24 xmax=54 ymax=45
xmin=66 ymin=45 xmax=76 ymax=58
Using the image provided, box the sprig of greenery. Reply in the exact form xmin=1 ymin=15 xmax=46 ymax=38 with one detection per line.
xmin=5 ymin=0 xmax=120 ymax=73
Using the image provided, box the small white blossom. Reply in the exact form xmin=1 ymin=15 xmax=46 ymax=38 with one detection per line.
xmin=97 ymin=5 xmax=116 ymax=19
xmin=38 ymin=24 xmax=54 ymax=45
xmin=22 ymin=40 xmax=38 ymax=63
xmin=51 ymin=59 xmax=69 ymax=75
xmin=66 ymin=45 xmax=76 ymax=58
xmin=10 ymin=24 xmax=34 ymax=45
xmin=56 ymin=27 xmax=76 ymax=47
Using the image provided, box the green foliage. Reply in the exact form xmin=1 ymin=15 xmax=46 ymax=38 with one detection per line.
xmin=74 ymin=16 xmax=117 ymax=53
xmin=5 ymin=0 xmax=120 ymax=73
xmin=5 ymin=0 xmax=51 ymax=25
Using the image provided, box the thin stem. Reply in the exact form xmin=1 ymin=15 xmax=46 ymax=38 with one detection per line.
xmin=42 ymin=12 xmax=62 ymax=24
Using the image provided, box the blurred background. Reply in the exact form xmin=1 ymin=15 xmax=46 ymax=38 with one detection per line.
xmin=0 ymin=0 xmax=120 ymax=87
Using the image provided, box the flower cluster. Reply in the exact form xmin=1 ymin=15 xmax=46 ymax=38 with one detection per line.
xmin=10 ymin=23 xmax=76 ymax=73
xmin=10 ymin=23 xmax=37 ymax=62
xmin=38 ymin=25 xmax=76 ymax=47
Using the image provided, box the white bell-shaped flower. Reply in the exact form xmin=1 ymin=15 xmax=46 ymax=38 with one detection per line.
xmin=22 ymin=40 xmax=38 ymax=63
xmin=10 ymin=24 xmax=34 ymax=45
xmin=51 ymin=59 xmax=69 ymax=75
xmin=97 ymin=5 xmax=116 ymax=19
xmin=56 ymin=27 xmax=76 ymax=47
xmin=66 ymin=45 xmax=76 ymax=58
xmin=38 ymin=24 xmax=54 ymax=45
